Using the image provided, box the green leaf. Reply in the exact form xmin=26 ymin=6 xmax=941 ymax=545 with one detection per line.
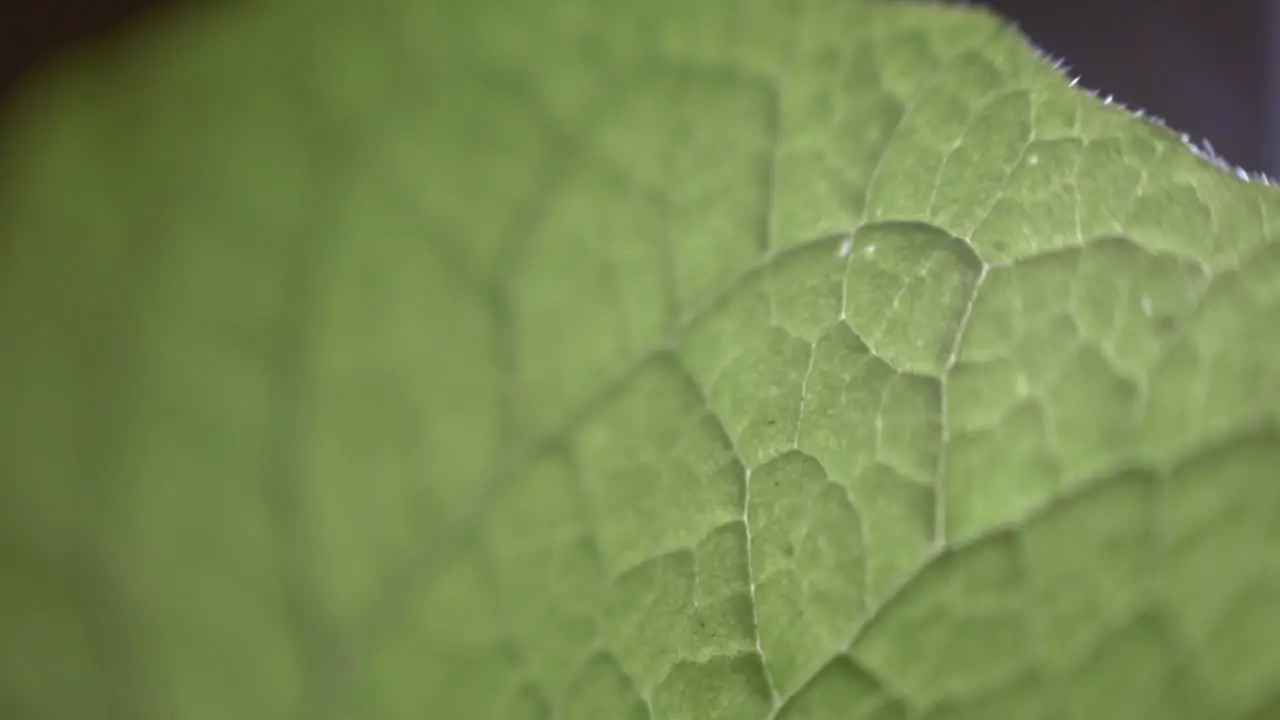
xmin=1 ymin=0 xmax=1278 ymax=718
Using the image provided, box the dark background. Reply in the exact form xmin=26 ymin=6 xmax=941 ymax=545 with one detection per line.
xmin=0 ymin=0 xmax=1275 ymax=175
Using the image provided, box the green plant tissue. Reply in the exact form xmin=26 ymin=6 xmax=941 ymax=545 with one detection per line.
xmin=0 ymin=0 xmax=1277 ymax=718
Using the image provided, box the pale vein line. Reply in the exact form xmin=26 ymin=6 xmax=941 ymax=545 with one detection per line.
xmin=742 ymin=460 xmax=778 ymax=704
xmin=936 ymin=264 xmax=989 ymax=544
xmin=792 ymin=341 xmax=818 ymax=447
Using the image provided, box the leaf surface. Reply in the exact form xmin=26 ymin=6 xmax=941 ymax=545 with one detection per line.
xmin=1 ymin=0 xmax=1278 ymax=718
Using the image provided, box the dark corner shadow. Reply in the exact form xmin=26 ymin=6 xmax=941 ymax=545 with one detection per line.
xmin=0 ymin=0 xmax=192 ymax=116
